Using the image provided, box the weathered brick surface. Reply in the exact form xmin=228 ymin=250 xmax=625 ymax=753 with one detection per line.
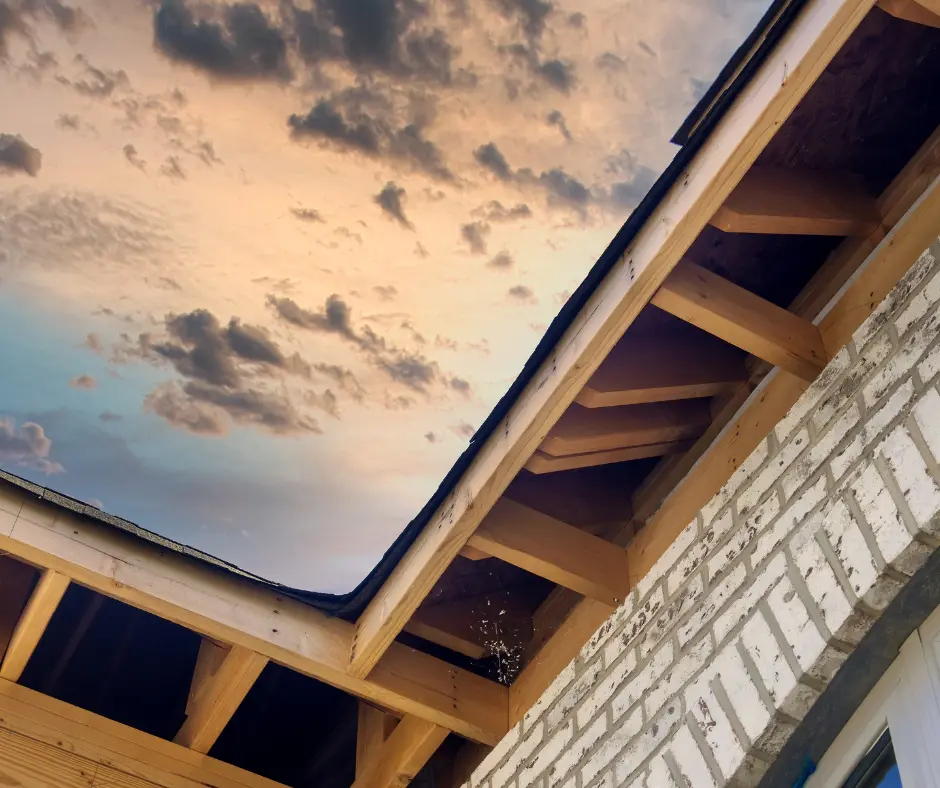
xmin=464 ymin=242 xmax=940 ymax=788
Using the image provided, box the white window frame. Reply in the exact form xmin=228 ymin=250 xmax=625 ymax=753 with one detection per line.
xmin=808 ymin=603 xmax=940 ymax=787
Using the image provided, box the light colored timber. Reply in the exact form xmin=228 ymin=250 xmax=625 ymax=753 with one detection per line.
xmin=468 ymin=499 xmax=629 ymax=605
xmin=357 ymin=703 xmax=399 ymax=778
xmin=709 ymin=166 xmax=881 ymax=235
xmin=0 ymin=569 xmax=69 ymax=682
xmin=458 ymin=545 xmax=491 ymax=561
xmin=878 ymin=0 xmax=940 ymax=25
xmin=403 ymin=618 xmax=487 ymax=660
xmin=0 ymin=491 xmax=508 ymax=745
xmin=575 ymin=328 xmax=747 ymax=408
xmin=348 ymin=0 xmax=879 ymax=680
xmin=0 ymin=676 xmax=284 ymax=788
xmin=541 ymin=400 xmax=711 ymax=458
xmin=525 ymin=441 xmax=694 ymax=474
xmin=652 ymin=262 xmax=828 ymax=382
xmin=351 ymin=715 xmax=449 ymax=788
xmin=509 ymin=169 xmax=940 ymax=725
xmin=175 ymin=641 xmax=268 ymax=753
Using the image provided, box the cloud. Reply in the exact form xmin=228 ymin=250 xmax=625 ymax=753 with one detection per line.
xmin=493 ymin=0 xmax=553 ymax=40
xmin=460 ymin=220 xmax=490 ymax=255
xmin=567 ymin=11 xmax=585 ymax=27
xmin=474 ymin=142 xmax=512 ymax=181
xmin=595 ymin=51 xmax=626 ymax=71
xmin=476 ymin=200 xmax=531 ymax=222
xmin=56 ymin=113 xmax=81 ymax=130
xmin=374 ymin=181 xmax=412 ymax=228
xmin=0 ymin=133 xmax=41 ymax=176
xmin=0 ymin=0 xmax=87 ymax=57
xmin=449 ymin=376 xmax=471 ymax=395
xmin=424 ymin=431 xmax=439 ymax=443
xmin=99 ymin=411 xmax=122 ymax=423
xmin=153 ymin=0 xmax=291 ymax=81
xmin=144 ymin=381 xmax=226 ymax=435
xmin=450 ymin=420 xmax=474 ymax=439
xmin=57 ymin=54 xmax=129 ymax=98
xmin=373 ymin=284 xmax=398 ymax=301
xmin=508 ymin=284 xmax=536 ymax=302
xmin=159 ymin=155 xmax=186 ymax=179
xmin=603 ymin=148 xmax=658 ymax=210
xmin=414 ymin=241 xmax=429 ymax=258
xmin=69 ymin=374 xmax=96 ymax=389
xmin=546 ymin=109 xmax=571 ymax=141
xmin=488 ymin=251 xmax=514 ymax=269
xmin=123 ymin=143 xmax=146 ymax=171
xmin=290 ymin=206 xmax=324 ymax=223
xmin=288 ymin=89 xmax=452 ymax=180
xmin=0 ymin=417 xmax=64 ymax=474
xmin=538 ymin=58 xmax=574 ymax=92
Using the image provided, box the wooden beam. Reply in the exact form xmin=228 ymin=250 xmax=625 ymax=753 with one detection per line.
xmin=575 ymin=328 xmax=747 ymax=408
xmin=541 ymin=401 xmax=711 ymax=458
xmin=403 ymin=618 xmax=487 ymax=660
xmin=357 ymin=703 xmax=399 ymax=778
xmin=0 ymin=569 xmax=69 ymax=683
xmin=878 ymin=0 xmax=940 ymax=26
xmin=510 ymin=169 xmax=940 ymax=726
xmin=348 ymin=0 xmax=877 ymax=680
xmin=0 ymin=676 xmax=284 ymax=788
xmin=351 ymin=715 xmax=449 ymax=788
xmin=525 ymin=440 xmax=693 ymax=474
xmin=175 ymin=640 xmax=268 ymax=753
xmin=652 ymin=262 xmax=828 ymax=382
xmin=0 ymin=557 xmax=37 ymax=664
xmin=467 ymin=499 xmax=629 ymax=605
xmin=0 ymin=490 xmax=509 ymax=745
xmin=458 ymin=545 xmax=491 ymax=561
xmin=709 ymin=166 xmax=881 ymax=235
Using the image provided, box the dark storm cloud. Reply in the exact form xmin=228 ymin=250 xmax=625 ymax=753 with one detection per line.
xmin=267 ymin=294 xmax=464 ymax=395
xmin=474 ymin=142 xmax=512 ymax=181
xmin=546 ymin=109 xmax=571 ymax=141
xmin=603 ymin=149 xmax=658 ymax=210
xmin=288 ymin=91 xmax=452 ymax=180
xmin=290 ymin=206 xmax=324 ymax=223
xmin=0 ymin=417 xmax=63 ymax=474
xmin=0 ymin=0 xmax=87 ymax=57
xmin=567 ymin=11 xmax=585 ymax=27
xmin=538 ymin=58 xmax=574 ymax=92
xmin=460 ymin=220 xmax=489 ymax=255
xmin=488 ymin=251 xmax=514 ymax=269
xmin=531 ymin=167 xmax=590 ymax=208
xmin=493 ymin=0 xmax=552 ymax=39
xmin=0 ymin=133 xmax=41 ymax=176
xmin=57 ymin=54 xmax=129 ymax=97
xmin=374 ymin=181 xmax=413 ymax=228
xmin=153 ymin=0 xmax=291 ymax=81
xmin=449 ymin=376 xmax=470 ymax=395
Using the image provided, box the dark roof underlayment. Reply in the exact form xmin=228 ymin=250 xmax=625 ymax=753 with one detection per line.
xmin=0 ymin=0 xmax=829 ymax=619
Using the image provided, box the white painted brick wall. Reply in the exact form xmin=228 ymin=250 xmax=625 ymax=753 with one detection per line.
xmin=465 ymin=240 xmax=940 ymax=788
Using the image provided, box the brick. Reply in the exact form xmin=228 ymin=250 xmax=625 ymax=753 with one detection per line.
xmin=810 ymin=347 xmax=856 ymax=433
xmin=493 ymin=720 xmax=543 ymax=786
xmin=754 ymin=717 xmax=796 ymax=759
xmin=479 ymin=722 xmax=520 ymax=782
xmin=806 ymin=643 xmax=848 ymax=685
xmin=580 ymin=646 xmax=643 ymax=729
xmin=918 ymin=343 xmax=940 ymax=385
xmin=774 ymin=349 xmax=850 ymax=445
xmin=640 ymin=574 xmax=704 ymax=658
xmin=669 ymin=724 xmax=717 ymax=788
xmin=864 ymin=318 xmax=935 ymax=408
xmin=708 ymin=495 xmax=780 ymax=583
xmin=831 ymin=379 xmax=915 ymax=482
xmin=790 ymin=525 xmax=852 ymax=637
xmin=521 ymin=720 xmax=573 ymax=784
xmin=610 ymin=703 xmax=682 ymax=786
xmin=678 ymin=563 xmax=746 ymax=647
xmin=740 ymin=612 xmax=797 ymax=712
xmin=850 ymin=463 xmax=921 ymax=575
xmin=647 ymin=755 xmax=681 ymax=788
xmin=549 ymin=715 xmax=606 ymax=787
xmin=822 ymin=497 xmax=880 ymax=601
xmin=766 ymin=576 xmax=826 ymax=674
xmin=610 ymin=640 xmax=673 ymax=722
xmin=546 ymin=656 xmax=602 ymax=732
xmin=878 ymin=426 xmax=940 ymax=534
xmin=896 ymin=258 xmax=940 ymax=335
xmin=635 ymin=521 xmax=698 ymax=601
xmin=712 ymin=645 xmax=769 ymax=743
xmin=644 ymin=636 xmax=713 ymax=719
xmin=713 ymin=554 xmax=786 ymax=644
xmin=602 ymin=586 xmax=665 ymax=665
xmin=581 ymin=705 xmax=644 ymax=786
xmin=735 ymin=755 xmax=770 ymax=788
xmin=583 ymin=590 xmax=638 ymax=662
xmin=687 ymin=685 xmax=745 ymax=780
xmin=739 ymin=429 xmax=809 ymax=515
xmin=525 ymin=662 xmax=576 ymax=732
xmin=752 ymin=475 xmax=827 ymax=570
xmin=668 ymin=510 xmax=735 ymax=597
xmin=783 ymin=404 xmax=861 ymax=499
xmin=913 ymin=387 xmax=940 ymax=463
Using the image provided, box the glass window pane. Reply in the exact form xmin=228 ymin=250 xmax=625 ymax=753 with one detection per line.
xmin=841 ymin=729 xmax=902 ymax=788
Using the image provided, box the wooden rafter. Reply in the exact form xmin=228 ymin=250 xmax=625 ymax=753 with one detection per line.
xmin=0 ymin=569 xmax=70 ymax=683
xmin=175 ymin=639 xmax=268 ymax=753
xmin=403 ymin=618 xmax=487 ymax=660
xmin=0 ymin=493 xmax=508 ymax=744
xmin=0 ymin=557 xmax=38 ymax=666
xmin=575 ymin=328 xmax=747 ymax=408
xmin=0 ymin=676 xmax=284 ymax=788
xmin=467 ymin=499 xmax=629 ymax=605
xmin=346 ymin=0 xmax=877 ymax=681
xmin=541 ymin=401 xmax=711 ymax=458
xmin=351 ymin=715 xmax=449 ymax=788
xmin=709 ymin=166 xmax=881 ymax=235
xmin=651 ymin=262 xmax=828 ymax=382
xmin=509 ymin=168 xmax=940 ymax=726
xmin=525 ymin=440 xmax=693 ymax=474
xmin=357 ymin=703 xmax=398 ymax=778
xmin=878 ymin=0 xmax=940 ymax=26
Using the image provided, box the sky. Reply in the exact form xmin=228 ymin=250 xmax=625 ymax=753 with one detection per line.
xmin=0 ymin=0 xmax=771 ymax=592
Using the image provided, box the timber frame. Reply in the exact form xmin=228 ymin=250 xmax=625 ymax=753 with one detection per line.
xmin=3 ymin=0 xmax=940 ymax=785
